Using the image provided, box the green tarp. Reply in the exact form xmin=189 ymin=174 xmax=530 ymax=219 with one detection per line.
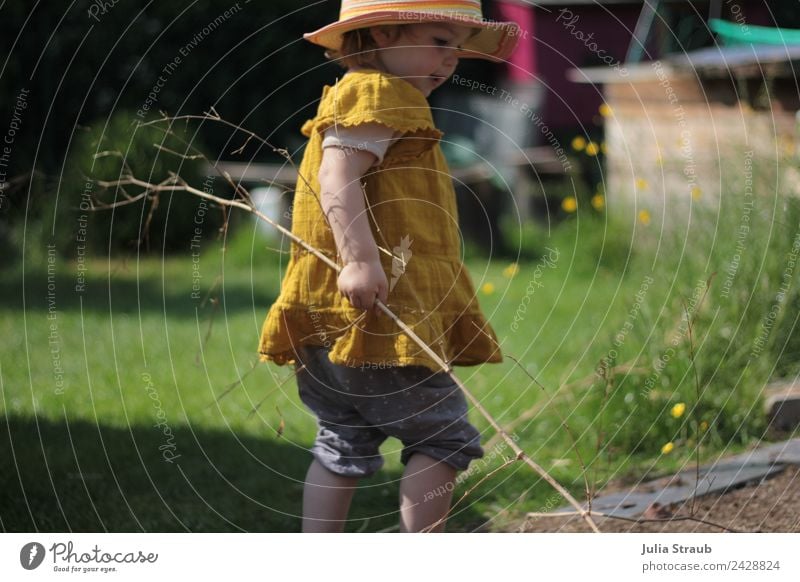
xmin=710 ymin=18 xmax=800 ymax=46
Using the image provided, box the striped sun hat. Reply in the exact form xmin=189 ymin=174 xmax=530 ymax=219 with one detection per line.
xmin=304 ymin=0 xmax=521 ymax=61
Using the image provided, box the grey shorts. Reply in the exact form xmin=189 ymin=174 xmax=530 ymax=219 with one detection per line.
xmin=293 ymin=344 xmax=484 ymax=478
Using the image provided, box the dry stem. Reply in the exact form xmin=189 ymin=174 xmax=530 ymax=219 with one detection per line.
xmin=93 ymin=112 xmax=601 ymax=533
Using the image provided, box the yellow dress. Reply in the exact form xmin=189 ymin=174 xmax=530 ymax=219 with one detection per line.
xmin=257 ymin=69 xmax=503 ymax=373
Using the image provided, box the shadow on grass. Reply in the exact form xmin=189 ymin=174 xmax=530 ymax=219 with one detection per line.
xmin=0 ymin=416 xmax=487 ymax=532
xmin=0 ymin=269 xmax=278 ymax=318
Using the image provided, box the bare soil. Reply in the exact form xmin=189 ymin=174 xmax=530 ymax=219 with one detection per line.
xmin=514 ymin=465 xmax=800 ymax=533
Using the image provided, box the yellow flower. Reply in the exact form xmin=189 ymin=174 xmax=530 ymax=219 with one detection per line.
xmin=599 ymin=103 xmax=613 ymax=117
xmin=571 ymin=136 xmax=586 ymax=151
xmin=635 ymin=177 xmax=649 ymax=191
xmin=691 ymin=186 xmax=702 ymax=200
xmin=600 ymin=141 xmax=607 ymax=155
xmin=561 ymin=197 xmax=578 ymax=213
xmin=591 ymin=193 xmax=605 ymax=210
xmin=671 ymin=402 xmax=686 ymax=418
xmin=700 ymin=421 xmax=709 ymax=432
xmin=502 ymin=262 xmax=520 ymax=278
xmin=585 ymin=141 xmax=600 ymax=156
xmin=661 ymin=442 xmax=674 ymax=454
xmin=638 ymin=209 xmax=651 ymax=225
xmin=481 ymin=282 xmax=495 ymax=295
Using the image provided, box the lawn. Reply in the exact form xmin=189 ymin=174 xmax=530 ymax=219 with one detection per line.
xmin=2 ymin=193 xmax=795 ymax=532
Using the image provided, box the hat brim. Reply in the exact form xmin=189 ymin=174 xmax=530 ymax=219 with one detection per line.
xmin=303 ymin=11 xmax=521 ymax=62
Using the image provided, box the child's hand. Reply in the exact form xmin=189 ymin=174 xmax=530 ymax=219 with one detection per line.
xmin=338 ymin=259 xmax=389 ymax=316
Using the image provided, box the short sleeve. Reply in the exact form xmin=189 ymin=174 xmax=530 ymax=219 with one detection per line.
xmin=302 ymin=70 xmax=443 ymax=165
xmin=322 ymin=123 xmax=401 ymax=166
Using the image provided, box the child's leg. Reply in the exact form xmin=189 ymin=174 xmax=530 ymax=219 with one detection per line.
xmin=302 ymin=458 xmax=360 ymax=532
xmin=399 ymin=453 xmax=458 ymax=533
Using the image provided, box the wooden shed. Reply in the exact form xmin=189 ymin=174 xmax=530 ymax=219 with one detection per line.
xmin=569 ymin=43 xmax=800 ymax=211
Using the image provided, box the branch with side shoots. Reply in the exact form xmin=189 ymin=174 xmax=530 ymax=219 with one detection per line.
xmin=93 ymin=111 xmax=601 ymax=533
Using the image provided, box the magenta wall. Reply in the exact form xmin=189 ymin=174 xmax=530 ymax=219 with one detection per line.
xmin=533 ymin=4 xmax=640 ymax=131
xmin=493 ymin=1 xmax=774 ymax=132
xmin=495 ymin=1 xmax=537 ymax=82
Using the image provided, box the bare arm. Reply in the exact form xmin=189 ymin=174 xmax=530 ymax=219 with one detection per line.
xmin=318 ymin=147 xmax=389 ymax=315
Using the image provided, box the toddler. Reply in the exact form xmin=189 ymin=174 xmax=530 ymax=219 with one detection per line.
xmin=258 ymin=0 xmax=519 ymax=532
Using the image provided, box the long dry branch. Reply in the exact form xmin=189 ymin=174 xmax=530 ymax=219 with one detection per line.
xmin=95 ymin=170 xmax=601 ymax=533
xmin=93 ymin=109 xmax=601 ymax=532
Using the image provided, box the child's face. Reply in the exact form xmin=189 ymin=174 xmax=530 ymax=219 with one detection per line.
xmin=369 ymin=23 xmax=475 ymax=97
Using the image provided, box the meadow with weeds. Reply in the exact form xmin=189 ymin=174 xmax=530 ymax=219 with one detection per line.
xmin=2 ymin=151 xmax=798 ymax=531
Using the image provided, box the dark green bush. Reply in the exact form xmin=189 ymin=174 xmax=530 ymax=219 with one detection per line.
xmin=52 ymin=111 xmax=223 ymax=257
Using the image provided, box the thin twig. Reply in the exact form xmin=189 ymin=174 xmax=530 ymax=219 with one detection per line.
xmin=206 ymin=358 xmax=260 ymax=409
xmin=482 ymin=361 xmax=648 ymax=451
xmin=247 ymin=366 xmax=303 ymax=419
xmin=195 ymin=280 xmax=222 ymax=366
xmin=275 ymin=404 xmax=285 ymax=437
xmin=501 ymin=352 xmax=592 ymax=512
xmin=593 ymin=354 xmax=616 ymax=513
xmin=682 ymin=273 xmax=715 ymax=516
xmin=421 ymin=457 xmax=518 ymax=533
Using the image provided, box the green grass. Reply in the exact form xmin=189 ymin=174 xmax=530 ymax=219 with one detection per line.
xmin=2 ymin=186 xmax=798 ymax=532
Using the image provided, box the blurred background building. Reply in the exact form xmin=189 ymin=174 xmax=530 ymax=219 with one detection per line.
xmin=2 ymin=1 xmax=798 ymax=259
